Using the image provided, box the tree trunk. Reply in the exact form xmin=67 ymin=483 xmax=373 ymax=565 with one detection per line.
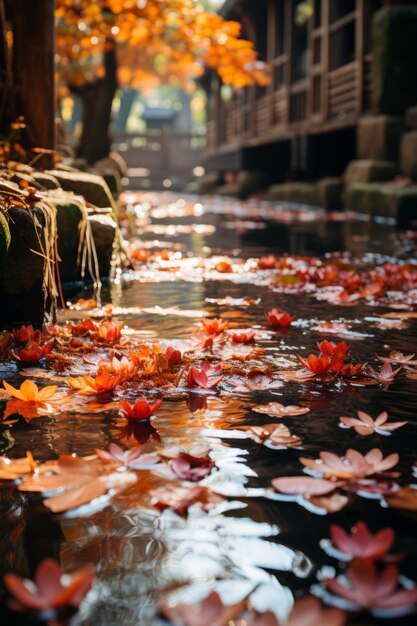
xmin=12 ymin=0 xmax=55 ymax=166
xmin=76 ymin=44 xmax=118 ymax=164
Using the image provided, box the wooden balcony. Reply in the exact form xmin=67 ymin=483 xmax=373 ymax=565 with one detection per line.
xmin=206 ymin=0 xmax=376 ymax=155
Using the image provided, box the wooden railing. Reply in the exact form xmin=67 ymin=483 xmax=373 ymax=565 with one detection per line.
xmin=328 ymin=61 xmax=358 ymax=120
xmin=207 ymin=54 xmax=368 ymax=152
xmin=206 ymin=1 xmax=373 ymax=153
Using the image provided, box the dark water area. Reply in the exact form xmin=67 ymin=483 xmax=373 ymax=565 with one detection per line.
xmin=1 ymin=192 xmax=417 ymax=625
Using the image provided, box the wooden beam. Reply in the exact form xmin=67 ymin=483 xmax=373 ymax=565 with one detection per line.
xmin=12 ymin=0 xmax=55 ymax=166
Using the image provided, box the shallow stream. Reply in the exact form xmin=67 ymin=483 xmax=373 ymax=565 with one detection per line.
xmin=1 ymin=192 xmax=417 ymax=626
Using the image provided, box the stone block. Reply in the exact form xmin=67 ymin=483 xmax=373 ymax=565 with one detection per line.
xmin=317 ymin=178 xmax=344 ymax=210
xmin=345 ymin=184 xmax=385 ymax=217
xmin=54 ymin=201 xmax=85 ymax=283
xmin=217 ymin=183 xmax=239 ymax=198
xmin=46 ymin=170 xmax=116 ymax=209
xmin=405 ymin=106 xmax=417 ymax=130
xmin=267 ymin=182 xmax=319 ymax=205
xmin=372 ymin=7 xmax=417 ymax=114
xmin=400 ymin=131 xmax=417 ymax=180
xmin=346 ymin=182 xmax=417 ymax=225
xmin=0 ymin=205 xmax=47 ymax=326
xmin=95 ymin=153 xmax=128 ymax=178
xmin=345 ymin=160 xmax=398 ymax=185
xmin=0 ymin=208 xmax=10 ymax=262
xmin=32 ymin=172 xmax=61 ymax=190
xmin=194 ymin=172 xmax=221 ymax=194
xmin=89 ymin=214 xmax=117 ymax=277
xmin=357 ymin=115 xmax=403 ymax=161
xmin=92 ymin=157 xmax=123 ymax=197
xmin=217 ymin=170 xmax=267 ymax=199
xmin=236 ymin=170 xmax=268 ymax=199
xmin=394 ymin=186 xmax=417 ymax=228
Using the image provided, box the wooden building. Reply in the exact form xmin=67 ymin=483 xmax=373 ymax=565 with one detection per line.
xmin=203 ymin=0 xmax=412 ymax=181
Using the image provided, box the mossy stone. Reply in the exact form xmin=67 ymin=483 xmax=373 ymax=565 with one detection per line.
xmin=45 ymin=170 xmax=116 ymax=210
xmin=0 ymin=209 xmax=11 ymax=262
xmin=0 ymin=204 xmax=46 ymax=326
xmin=32 ymin=172 xmax=61 ymax=190
xmin=89 ymin=213 xmax=117 ymax=277
xmin=54 ymin=201 xmax=85 ymax=283
xmin=345 ymin=183 xmax=384 ymax=217
xmin=372 ymin=7 xmax=417 ymax=114
xmin=194 ymin=172 xmax=222 ymax=194
xmin=267 ymin=182 xmax=319 ymax=205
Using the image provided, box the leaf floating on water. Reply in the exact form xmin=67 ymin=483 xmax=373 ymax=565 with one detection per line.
xmin=376 ymin=351 xmax=417 ymax=365
xmin=253 ymin=402 xmax=310 ymax=417
xmin=339 ymin=410 xmax=407 ymax=436
xmin=329 ymin=521 xmax=395 ymax=561
xmin=272 ymin=476 xmax=337 ymax=496
xmin=300 ymin=449 xmax=399 ymax=479
xmin=243 ymin=424 xmax=303 ymax=449
xmin=366 ymin=362 xmax=404 ymax=386
xmin=18 ymin=455 xmax=137 ymax=513
xmin=3 ymin=379 xmax=58 ymax=402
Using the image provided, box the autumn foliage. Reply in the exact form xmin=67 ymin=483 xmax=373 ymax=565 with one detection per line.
xmin=55 ymin=0 xmax=269 ymax=91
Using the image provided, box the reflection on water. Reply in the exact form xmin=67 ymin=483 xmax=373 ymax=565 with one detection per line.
xmin=1 ymin=192 xmax=417 ymax=625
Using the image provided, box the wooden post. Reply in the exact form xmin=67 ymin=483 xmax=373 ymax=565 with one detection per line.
xmin=266 ymin=0 xmax=275 ymax=128
xmin=356 ymin=0 xmax=365 ymax=114
xmin=321 ymin=0 xmax=330 ymax=121
xmin=284 ymin=0 xmax=293 ymax=124
xmin=12 ymin=0 xmax=55 ymax=166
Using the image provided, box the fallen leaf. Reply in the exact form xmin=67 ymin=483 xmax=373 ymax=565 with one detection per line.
xmin=18 ymin=455 xmax=137 ymax=513
xmin=271 ymin=476 xmax=337 ymax=496
xmin=244 ymin=423 xmax=303 ymax=449
xmin=253 ymin=402 xmax=310 ymax=417
xmin=339 ymin=410 xmax=407 ymax=436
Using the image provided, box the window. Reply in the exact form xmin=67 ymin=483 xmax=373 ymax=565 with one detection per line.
xmin=330 ymin=20 xmax=355 ymax=69
xmin=330 ymin=0 xmax=355 ymax=23
xmin=314 ymin=0 xmax=321 ymax=28
xmin=275 ymin=2 xmax=285 ymax=56
xmin=292 ymin=0 xmax=314 ymax=82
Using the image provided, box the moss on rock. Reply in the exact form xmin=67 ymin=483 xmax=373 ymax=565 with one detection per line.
xmin=267 ymin=182 xmax=320 ymax=205
xmin=372 ymin=7 xmax=417 ymax=115
xmin=0 ymin=209 xmax=11 ymax=262
xmin=0 ymin=204 xmax=46 ymax=326
xmin=46 ymin=170 xmax=116 ymax=210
